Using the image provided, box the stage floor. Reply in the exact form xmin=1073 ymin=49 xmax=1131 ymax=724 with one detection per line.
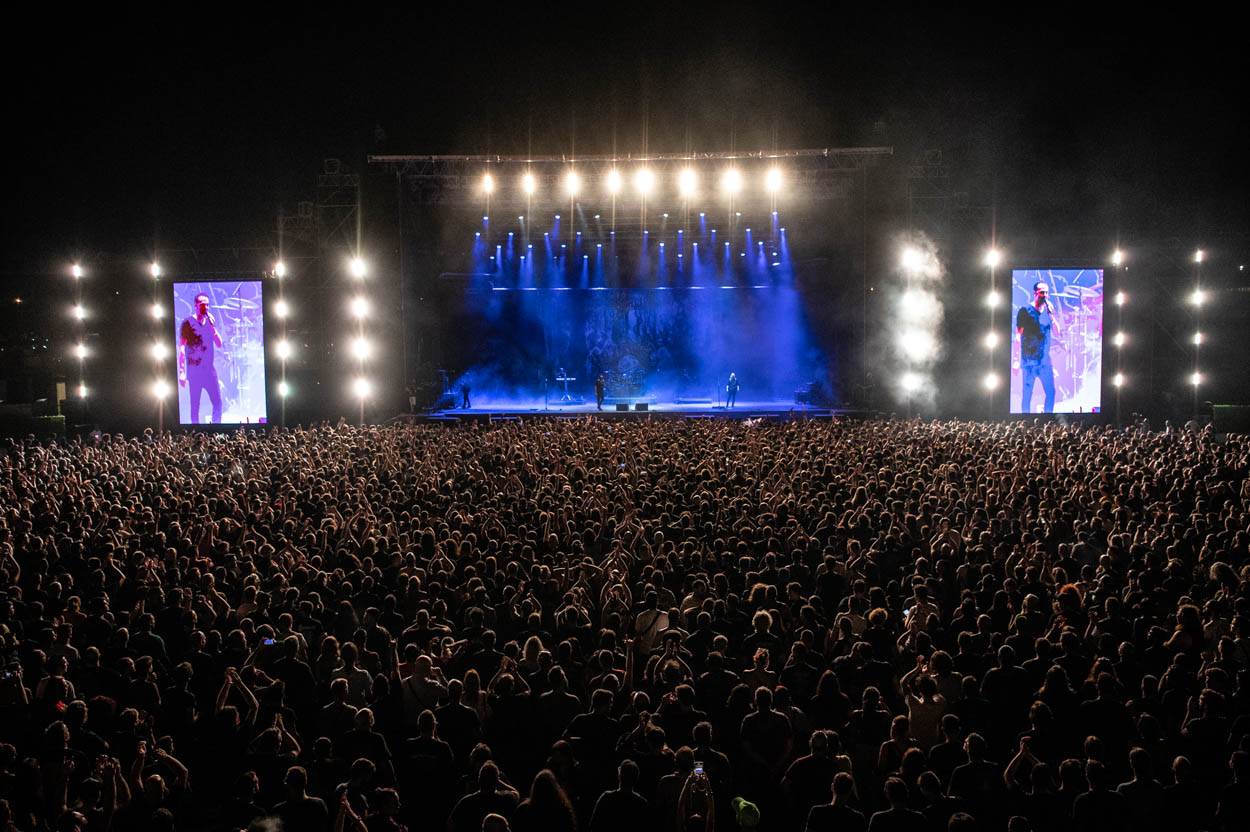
xmin=422 ymin=399 xmax=847 ymax=421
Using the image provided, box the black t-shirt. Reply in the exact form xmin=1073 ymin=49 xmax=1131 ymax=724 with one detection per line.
xmin=180 ymin=316 xmax=215 ymax=369
xmin=1016 ymin=305 xmax=1053 ymax=363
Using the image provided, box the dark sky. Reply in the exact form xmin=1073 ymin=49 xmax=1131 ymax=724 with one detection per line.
xmin=7 ymin=3 xmax=1247 ymax=274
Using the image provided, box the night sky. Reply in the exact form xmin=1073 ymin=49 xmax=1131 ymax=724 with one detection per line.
xmin=7 ymin=4 xmax=1247 ymax=275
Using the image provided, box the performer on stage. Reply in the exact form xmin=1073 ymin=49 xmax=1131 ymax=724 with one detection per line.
xmin=1016 ymin=281 xmax=1060 ymax=413
xmin=178 ymin=293 xmax=224 ymax=424
xmin=726 ymin=372 xmax=739 ymax=408
xmin=460 ymin=377 xmax=471 ymax=409
xmin=595 ymin=374 xmax=606 ymax=410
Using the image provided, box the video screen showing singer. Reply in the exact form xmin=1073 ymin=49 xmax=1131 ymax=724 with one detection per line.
xmin=1015 ymin=281 xmax=1059 ymax=413
xmin=179 ymin=293 xmax=224 ymax=424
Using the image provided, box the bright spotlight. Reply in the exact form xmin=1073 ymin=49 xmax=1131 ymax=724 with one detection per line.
xmin=278 ymin=381 xmax=290 ymax=398
xmin=984 ymin=373 xmax=1000 ymax=390
xmin=634 ymin=168 xmax=654 ymax=195
xmin=150 ymin=263 xmax=162 ymax=278
xmin=482 ymin=173 xmax=495 ymax=194
xmin=898 ymin=330 xmax=936 ymax=361
xmin=522 ymin=172 xmax=536 ymax=195
xmin=678 ymin=168 xmax=697 ymax=197
xmin=353 ymin=377 xmax=371 ymax=398
xmin=153 ymin=380 xmax=169 ymax=398
xmin=72 ymin=264 xmax=83 ymax=278
xmin=985 ymin=290 xmax=1001 ymax=308
xmin=77 ymin=384 xmax=87 ymax=398
xmin=1114 ymin=332 xmax=1125 ymax=347
xmin=900 ymin=373 xmax=923 ymax=393
xmin=901 ymin=247 xmax=924 ymax=273
xmin=276 ymin=340 xmax=292 ymax=359
xmin=350 ymin=297 xmax=369 ymax=318
xmin=984 ymin=249 xmax=1002 ymax=268
xmin=765 ymin=168 xmax=782 ymax=194
xmin=565 ymin=171 xmax=580 ymax=196
xmin=1190 ymin=289 xmax=1204 ymax=306
xmin=350 ymin=258 xmax=367 ymax=279
xmin=274 ymin=299 xmax=289 ymax=318
xmin=151 ymin=303 xmax=164 ymax=319
xmin=1193 ymin=331 xmax=1203 ymax=345
xmin=152 ymin=342 xmax=168 ymax=360
xmin=900 ymin=290 xmax=928 ymax=316
xmin=1112 ymin=250 xmax=1124 ymax=266
xmin=722 ymin=169 xmax=743 ymax=195
xmin=74 ymin=343 xmax=86 ymax=359
xmin=984 ymin=331 xmax=999 ymax=349
xmin=72 ymin=304 xmax=85 ymax=320
xmin=1115 ymin=291 xmax=1126 ymax=306
xmin=607 ymin=169 xmax=622 ymax=194
xmin=1191 ymin=372 xmax=1202 ymax=386
xmin=351 ymin=337 xmax=372 ymax=359
xmin=274 ymin=261 xmax=287 ymax=277
xmin=1194 ymin=249 xmax=1205 ymax=263
xmin=1113 ymin=373 xmax=1124 ymax=388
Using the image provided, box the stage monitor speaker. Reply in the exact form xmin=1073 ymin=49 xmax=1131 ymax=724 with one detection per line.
xmin=635 ymin=403 xmax=648 ymax=411
xmin=616 ymin=403 xmax=629 ymax=411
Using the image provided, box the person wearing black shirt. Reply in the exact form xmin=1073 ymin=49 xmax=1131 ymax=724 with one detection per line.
xmin=178 ymin=293 xmax=225 ymax=424
xmin=1015 ymin=281 xmax=1059 ymax=413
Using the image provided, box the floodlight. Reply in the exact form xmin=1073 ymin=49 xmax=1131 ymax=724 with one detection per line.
xmin=634 ymin=168 xmax=654 ymax=195
xmin=482 ymin=173 xmax=494 ymax=194
xmin=1114 ymin=332 xmax=1125 ymax=347
xmin=276 ymin=340 xmax=292 ymax=359
xmin=1115 ymin=292 xmax=1126 ymax=306
xmin=278 ymin=381 xmax=290 ymax=397
xmin=274 ymin=261 xmax=287 ymax=277
xmin=522 ymin=172 xmax=536 ymax=194
xmin=765 ymin=168 xmax=782 ymax=193
xmin=350 ymin=297 xmax=369 ymax=318
xmin=151 ymin=303 xmax=164 ymax=319
xmin=984 ymin=373 xmax=999 ymax=390
xmin=986 ymin=290 xmax=1001 ymax=308
xmin=678 ymin=168 xmax=697 ymax=197
xmin=350 ymin=258 xmax=367 ymax=278
xmin=74 ymin=343 xmax=86 ymax=359
xmin=153 ymin=380 xmax=169 ymax=398
xmin=274 ymin=300 xmax=289 ymax=318
xmin=152 ymin=342 xmax=168 ymax=360
xmin=1190 ymin=289 xmax=1204 ymax=306
xmin=72 ymin=264 xmax=83 ymax=278
xmin=565 ymin=171 xmax=580 ymax=196
xmin=901 ymin=248 xmax=924 ymax=273
xmin=1113 ymin=373 xmax=1124 ymax=387
xmin=607 ymin=169 xmax=622 ymax=194
xmin=351 ymin=337 xmax=372 ymax=359
xmin=73 ymin=304 xmax=84 ymax=320
xmin=1193 ymin=331 xmax=1203 ymax=345
xmin=722 ymin=169 xmax=743 ymax=195
xmin=354 ymin=377 xmax=371 ymax=398
xmin=900 ymin=373 xmax=923 ymax=392
xmin=1191 ymin=372 xmax=1202 ymax=386
xmin=151 ymin=263 xmax=162 ymax=278
xmin=77 ymin=384 xmax=87 ymax=398
xmin=1194 ymin=249 xmax=1205 ymax=263
xmin=1112 ymin=250 xmax=1124 ymax=266
xmin=984 ymin=332 xmax=999 ymax=349
xmin=984 ymin=249 xmax=1002 ymax=268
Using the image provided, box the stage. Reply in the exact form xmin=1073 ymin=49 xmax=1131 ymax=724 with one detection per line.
xmin=416 ymin=398 xmax=854 ymax=422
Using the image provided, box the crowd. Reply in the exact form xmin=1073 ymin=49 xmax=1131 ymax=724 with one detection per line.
xmin=0 ymin=416 xmax=1247 ymax=832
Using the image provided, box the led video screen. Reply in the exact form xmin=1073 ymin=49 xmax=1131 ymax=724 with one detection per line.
xmin=1009 ymin=268 xmax=1103 ymax=414
xmin=174 ymin=280 xmax=268 ymax=424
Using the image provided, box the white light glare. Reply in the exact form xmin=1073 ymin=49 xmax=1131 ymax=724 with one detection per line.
xmin=565 ymin=171 xmax=580 ymax=196
xmin=482 ymin=173 xmax=495 ymax=194
xmin=77 ymin=384 xmax=87 ymax=398
xmin=898 ymin=330 xmax=936 ymax=361
xmin=151 ymin=303 xmax=164 ymax=319
xmin=984 ymin=373 xmax=999 ymax=390
xmin=722 ymin=168 xmax=743 ymax=195
xmin=1112 ymin=250 xmax=1124 ymax=266
xmin=1191 ymin=372 xmax=1202 ymax=386
xmin=765 ymin=168 xmax=782 ymax=194
xmin=984 ymin=332 xmax=999 ymax=349
xmin=607 ymin=170 xmax=622 ymax=194
xmin=278 ymin=381 xmax=290 ymax=398
xmin=74 ymin=343 xmax=86 ymax=359
xmin=153 ymin=380 xmax=169 ymax=398
xmin=678 ymin=168 xmax=697 ymax=197
xmin=1193 ymin=332 xmax=1203 ymax=345
xmin=901 ymin=247 xmax=924 ymax=273
xmin=984 ymin=249 xmax=1002 ymax=268
xmin=152 ymin=342 xmax=169 ymax=360
xmin=1190 ymin=289 xmax=1205 ymax=306
xmin=985 ymin=290 xmax=1001 ymax=308
xmin=150 ymin=263 xmax=161 ymax=278
xmin=1115 ymin=291 xmax=1126 ymax=306
xmin=274 ymin=300 xmax=289 ymax=318
xmin=1113 ymin=373 xmax=1124 ymax=388
xmin=72 ymin=264 xmax=83 ymax=278
xmin=72 ymin=304 xmax=84 ymax=320
xmin=1194 ymin=249 xmax=1205 ymax=263
xmin=351 ymin=337 xmax=372 ymax=359
xmin=274 ymin=261 xmax=287 ymax=278
xmin=522 ymin=173 xmax=536 ymax=195
xmin=350 ymin=297 xmax=369 ymax=318
xmin=634 ymin=168 xmax=654 ymax=195
xmin=353 ymin=377 xmax=371 ymax=398
xmin=276 ymin=340 xmax=292 ymax=359
xmin=350 ymin=258 xmax=367 ymax=279
xmin=1114 ymin=332 xmax=1125 ymax=347
xmin=900 ymin=373 xmax=923 ymax=393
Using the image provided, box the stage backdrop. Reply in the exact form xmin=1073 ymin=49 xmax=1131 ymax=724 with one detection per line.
xmin=450 ymin=286 xmax=825 ymax=405
xmin=1009 ymin=268 xmax=1103 ymax=414
xmin=172 ymin=280 xmax=267 ymax=424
